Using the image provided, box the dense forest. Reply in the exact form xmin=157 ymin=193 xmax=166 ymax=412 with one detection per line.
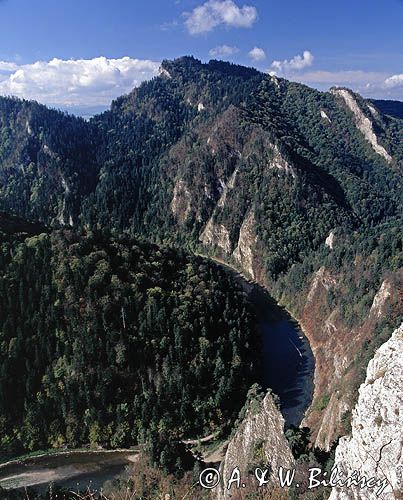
xmin=0 ymin=98 xmax=99 ymax=226
xmin=0 ymin=216 xmax=259 ymax=466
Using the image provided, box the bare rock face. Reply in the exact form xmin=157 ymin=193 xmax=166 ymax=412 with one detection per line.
xmin=369 ymin=280 xmax=393 ymax=319
xmin=325 ymin=231 xmax=335 ymax=249
xmin=321 ymin=109 xmax=332 ymax=123
xmin=158 ymin=66 xmax=172 ymax=79
xmin=331 ymin=88 xmax=392 ymax=163
xmin=314 ymin=392 xmax=350 ymax=451
xmin=171 ymin=179 xmax=192 ymax=223
xmin=306 ymin=267 xmax=337 ymax=304
xmin=217 ymin=168 xmax=238 ymax=208
xmin=217 ymin=391 xmax=294 ymax=499
xmin=367 ymin=102 xmax=380 ymax=120
xmin=200 ymin=217 xmax=232 ymax=253
xmin=268 ymin=143 xmax=296 ymax=177
xmin=57 ymin=174 xmax=73 ymax=227
xmin=232 ymin=211 xmax=258 ymax=279
xmin=329 ymin=323 xmax=403 ymax=500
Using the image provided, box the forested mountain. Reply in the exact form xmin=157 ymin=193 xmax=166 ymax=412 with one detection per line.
xmin=0 ymin=219 xmax=259 ymax=464
xmin=372 ymin=98 xmax=403 ymax=119
xmin=1 ymin=58 xmax=401 ymax=246
xmin=0 ymin=57 xmax=402 ymax=458
xmin=0 ymin=98 xmax=99 ymax=225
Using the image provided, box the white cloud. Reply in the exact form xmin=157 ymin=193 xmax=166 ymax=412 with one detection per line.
xmin=0 ymin=56 xmax=160 ymax=111
xmin=185 ymin=0 xmax=258 ymax=35
xmin=248 ymin=47 xmax=266 ymax=62
xmin=270 ymin=50 xmax=314 ymax=74
xmin=384 ymin=73 xmax=403 ymax=88
xmin=280 ymin=69 xmax=403 ymax=100
xmin=209 ymin=44 xmax=239 ymax=57
xmin=160 ymin=19 xmax=179 ymax=31
xmin=0 ymin=61 xmax=19 ymax=72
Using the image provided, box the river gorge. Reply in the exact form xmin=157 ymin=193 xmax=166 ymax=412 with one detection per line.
xmin=222 ymin=262 xmax=315 ymax=428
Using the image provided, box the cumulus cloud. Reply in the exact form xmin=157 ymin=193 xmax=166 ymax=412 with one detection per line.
xmin=0 ymin=61 xmax=19 ymax=72
xmin=209 ymin=44 xmax=239 ymax=57
xmin=248 ymin=47 xmax=266 ymax=62
xmin=384 ymin=73 xmax=403 ymax=88
xmin=185 ymin=0 xmax=258 ymax=35
xmin=0 ymin=56 xmax=160 ymax=111
xmin=270 ymin=50 xmax=314 ymax=74
xmin=282 ymin=69 xmax=403 ymax=100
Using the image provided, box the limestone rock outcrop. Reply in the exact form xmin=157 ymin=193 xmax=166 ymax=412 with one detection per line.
xmin=329 ymin=323 xmax=403 ymax=500
xmin=232 ymin=211 xmax=258 ymax=279
xmin=331 ymin=88 xmax=392 ymax=163
xmin=200 ymin=217 xmax=232 ymax=253
xmin=217 ymin=391 xmax=294 ymax=499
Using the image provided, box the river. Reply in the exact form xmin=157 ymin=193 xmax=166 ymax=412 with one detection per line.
xmin=203 ymin=255 xmax=315 ymax=427
xmin=246 ymin=280 xmax=315 ymax=427
xmin=0 ymin=450 xmax=137 ymax=494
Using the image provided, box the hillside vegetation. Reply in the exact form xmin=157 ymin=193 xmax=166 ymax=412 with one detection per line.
xmin=0 ymin=217 xmax=259 ymax=468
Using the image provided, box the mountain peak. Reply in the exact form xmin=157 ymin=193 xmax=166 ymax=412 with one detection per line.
xmin=160 ymin=55 xmax=261 ymax=83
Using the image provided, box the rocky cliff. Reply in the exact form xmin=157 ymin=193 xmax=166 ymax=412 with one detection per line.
xmin=217 ymin=391 xmax=294 ymax=499
xmin=299 ymin=265 xmax=401 ymax=450
xmin=329 ymin=323 xmax=403 ymax=500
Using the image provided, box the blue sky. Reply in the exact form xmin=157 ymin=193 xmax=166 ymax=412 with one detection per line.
xmin=0 ymin=0 xmax=402 ymax=115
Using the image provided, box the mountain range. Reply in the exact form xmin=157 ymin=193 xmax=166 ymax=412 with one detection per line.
xmin=0 ymin=56 xmax=402 ymax=484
